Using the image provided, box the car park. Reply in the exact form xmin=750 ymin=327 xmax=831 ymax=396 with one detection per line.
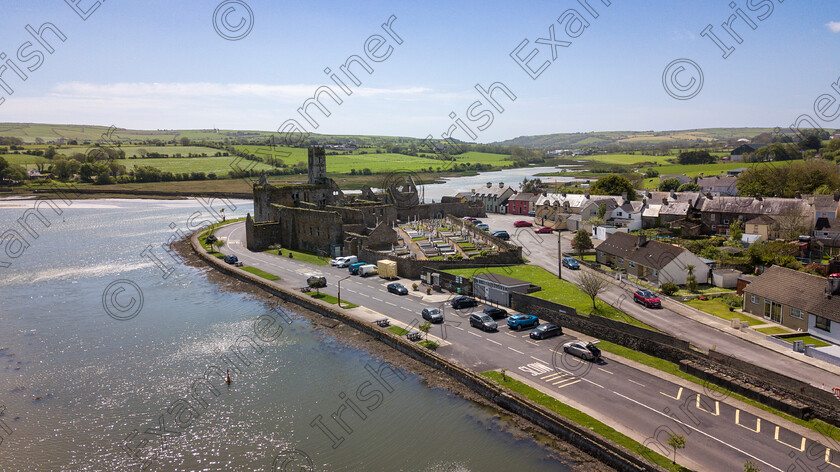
xmin=534 ymin=226 xmax=553 ymax=233
xmin=507 ymin=314 xmax=539 ymax=330
xmin=421 ymin=307 xmax=444 ymax=323
xmin=562 ymin=257 xmax=580 ymax=270
xmin=563 ymin=341 xmax=601 ymax=361
xmin=223 ymin=254 xmax=238 ymax=264
xmin=387 ymin=282 xmax=408 ymax=295
xmin=475 ymin=223 xmax=490 ymax=231
xmin=491 ymin=230 xmax=510 ymax=240
xmin=530 ymin=323 xmax=563 ymax=340
xmin=451 ymin=296 xmax=478 ymax=309
xmin=513 ymin=220 xmax=533 ymax=227
xmin=482 ymin=306 xmax=508 ymax=319
xmin=469 ymin=313 xmax=497 ymax=332
xmin=634 ymin=290 xmax=661 ymax=308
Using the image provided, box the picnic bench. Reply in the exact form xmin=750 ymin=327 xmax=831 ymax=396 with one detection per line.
xmin=374 ymin=318 xmax=390 ymax=327
xmin=407 ymin=331 xmax=423 ymax=342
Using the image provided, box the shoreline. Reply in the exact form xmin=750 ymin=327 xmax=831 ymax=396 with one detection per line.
xmin=171 ymin=236 xmax=615 ymax=472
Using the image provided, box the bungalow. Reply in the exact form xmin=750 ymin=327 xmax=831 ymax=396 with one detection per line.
xmin=473 ymin=182 xmax=515 ymax=214
xmin=743 ymin=265 xmax=840 ymax=344
xmin=596 ymin=232 xmax=710 ymax=286
xmin=697 ymin=175 xmax=738 ymax=196
xmin=508 ymin=192 xmax=540 ymax=215
xmin=743 ymin=215 xmax=777 ymax=242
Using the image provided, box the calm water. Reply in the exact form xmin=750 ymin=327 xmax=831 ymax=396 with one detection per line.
xmin=0 ymin=198 xmax=572 ymax=471
xmin=420 ymin=166 xmax=582 ymax=203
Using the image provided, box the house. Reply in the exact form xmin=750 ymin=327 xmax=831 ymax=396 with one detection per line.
xmin=658 ymin=174 xmax=692 ymax=186
xmin=699 ymin=195 xmax=813 ymax=238
xmin=831 ymin=132 xmax=840 ymax=140
xmin=814 ymin=217 xmax=840 ymax=249
xmin=729 ymin=143 xmax=765 ymax=162
xmin=727 ymin=168 xmax=749 ymax=177
xmin=596 ymin=232 xmax=710 ymax=286
xmin=697 ymin=175 xmax=738 ymax=196
xmin=473 ymin=182 xmax=515 ymax=214
xmin=608 ymin=199 xmax=644 ymax=231
xmin=27 ymin=169 xmax=42 ymax=179
xmin=743 ymin=215 xmax=777 ymax=242
xmin=593 ymin=225 xmax=629 ymax=241
xmin=534 ymin=193 xmax=618 ymax=230
xmin=639 ymin=191 xmax=701 ymax=228
xmin=808 ymin=194 xmax=840 ymax=220
xmin=508 ymin=192 xmax=540 ymax=215
xmin=472 ymin=272 xmax=535 ymax=307
xmin=742 ymin=265 xmax=840 ymax=344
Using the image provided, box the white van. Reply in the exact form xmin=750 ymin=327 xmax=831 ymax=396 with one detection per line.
xmin=358 ymin=264 xmax=378 ymax=277
xmin=330 ymin=255 xmax=358 ymax=268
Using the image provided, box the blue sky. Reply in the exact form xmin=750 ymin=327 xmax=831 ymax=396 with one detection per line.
xmin=0 ymin=0 xmax=838 ymax=142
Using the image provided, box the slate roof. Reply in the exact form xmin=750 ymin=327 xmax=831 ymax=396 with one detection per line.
xmin=508 ymin=192 xmax=539 ymax=202
xmin=743 ymin=265 xmax=840 ymax=322
xmin=659 ymin=202 xmax=691 ymax=216
xmin=745 ymin=215 xmax=776 ymax=226
xmin=597 ymin=232 xmax=686 ymax=270
xmin=810 ymin=195 xmax=840 ymax=214
xmin=700 ymin=196 xmax=812 ymax=216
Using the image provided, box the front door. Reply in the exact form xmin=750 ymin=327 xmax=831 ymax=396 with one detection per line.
xmin=764 ymin=300 xmax=782 ymax=323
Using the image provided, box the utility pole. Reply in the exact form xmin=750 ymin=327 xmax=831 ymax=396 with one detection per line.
xmin=337 ymin=275 xmax=350 ymax=308
xmin=558 ymin=230 xmax=562 ymax=280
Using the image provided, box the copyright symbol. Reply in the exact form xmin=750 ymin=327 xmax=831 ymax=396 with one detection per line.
xmin=662 ymin=58 xmax=704 ymax=101
xmin=213 ymin=0 xmax=254 ymax=41
xmin=102 ymin=279 xmax=144 ymax=321
xmin=272 ymin=448 xmax=313 ymax=472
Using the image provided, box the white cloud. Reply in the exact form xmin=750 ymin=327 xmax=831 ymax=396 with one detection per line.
xmin=827 ymin=21 xmax=840 ymax=33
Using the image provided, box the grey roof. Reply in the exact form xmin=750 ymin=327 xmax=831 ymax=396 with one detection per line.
xmin=809 ymin=194 xmax=839 ymax=213
xmin=816 ymin=217 xmax=840 ymax=233
xmin=743 ymin=265 xmax=840 ymax=322
xmin=659 ymin=202 xmax=691 ymax=216
xmin=745 ymin=215 xmax=776 ymax=225
xmin=700 ymin=196 xmax=812 ymax=216
xmin=474 ymin=185 xmax=514 ymax=198
xmin=473 ymin=272 xmax=531 ymax=287
xmin=597 ymin=232 xmax=687 ymax=270
xmin=697 ymin=175 xmax=738 ymax=188
xmin=508 ymin=192 xmax=540 ymax=202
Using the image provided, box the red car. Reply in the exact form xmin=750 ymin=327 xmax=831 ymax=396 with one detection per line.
xmin=514 ymin=220 xmax=533 ymax=227
xmin=634 ymin=290 xmax=661 ymax=308
xmin=534 ymin=226 xmax=553 ymax=233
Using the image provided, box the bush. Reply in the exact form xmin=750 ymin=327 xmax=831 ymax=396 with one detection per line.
xmin=719 ymin=294 xmax=743 ymax=308
xmin=426 ymin=286 xmax=432 ymax=295
xmin=412 ymin=282 xmax=419 ymax=291
xmin=661 ymin=283 xmax=679 ymax=296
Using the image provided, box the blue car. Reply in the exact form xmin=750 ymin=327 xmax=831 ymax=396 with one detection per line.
xmin=507 ymin=314 xmax=539 ymax=331
xmin=348 ymin=262 xmax=366 ymax=275
xmin=562 ymin=257 xmax=580 ymax=270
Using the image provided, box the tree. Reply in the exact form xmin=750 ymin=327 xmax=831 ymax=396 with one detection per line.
xmin=658 ymin=177 xmax=681 ymax=192
xmin=573 ymin=230 xmax=593 ymax=258
xmin=597 ymin=203 xmax=607 ymax=219
xmin=419 ymin=322 xmax=432 ymax=340
xmin=744 ymin=460 xmax=760 ymax=472
xmin=686 ymin=264 xmax=698 ymax=293
xmin=591 ymin=175 xmax=636 ymax=199
xmin=799 ymin=134 xmax=822 ymax=151
xmin=677 ymin=150 xmax=714 ymax=165
xmin=644 ymin=168 xmax=659 ymax=178
xmin=138 ymin=148 xmax=149 ymax=158
xmin=677 ymin=182 xmax=701 ymax=192
xmin=180 ymin=137 xmax=191 ymax=146
xmin=729 ymin=219 xmax=743 ymax=242
xmin=578 ymin=271 xmax=608 ymax=311
xmin=666 ymin=433 xmax=686 ymax=465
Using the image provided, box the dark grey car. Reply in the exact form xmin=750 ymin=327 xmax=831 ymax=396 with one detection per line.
xmin=469 ymin=313 xmax=497 ymax=332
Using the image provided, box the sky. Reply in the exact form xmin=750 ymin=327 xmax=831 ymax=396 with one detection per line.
xmin=0 ymin=0 xmax=838 ymax=142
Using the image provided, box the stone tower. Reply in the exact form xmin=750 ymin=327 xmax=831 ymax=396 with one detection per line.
xmin=308 ymin=146 xmax=328 ymax=185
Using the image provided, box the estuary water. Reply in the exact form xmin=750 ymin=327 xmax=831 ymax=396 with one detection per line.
xmin=0 ymin=198 xmax=573 ymax=471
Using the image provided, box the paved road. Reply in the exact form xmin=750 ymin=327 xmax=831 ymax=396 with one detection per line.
xmin=211 ymin=221 xmax=840 ymax=472
xmin=480 ymin=213 xmax=840 ymax=390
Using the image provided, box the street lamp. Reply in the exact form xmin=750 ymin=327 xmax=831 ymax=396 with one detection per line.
xmin=337 ymin=275 xmax=351 ymax=308
xmin=558 ymin=230 xmax=563 ymax=280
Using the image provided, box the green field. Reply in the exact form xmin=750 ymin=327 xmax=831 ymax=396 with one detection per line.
xmin=640 ymin=160 xmax=799 ymax=189
xmin=118 ymin=145 xmax=224 ymax=157
xmin=115 ymin=156 xmax=276 ymax=174
xmin=445 ymin=265 xmax=652 ymax=328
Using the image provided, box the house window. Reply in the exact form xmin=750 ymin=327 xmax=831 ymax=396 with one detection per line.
xmin=618 ymin=257 xmax=624 ymax=265
xmin=723 ymin=219 xmax=730 ymax=225
xmin=815 ymin=316 xmax=831 ymax=332
xmin=750 ymin=295 xmax=758 ymax=304
xmin=628 ymin=261 xmax=636 ymax=268
xmin=790 ymin=308 xmax=803 ymax=320
xmin=711 ymin=214 xmax=716 ymax=222
xmin=597 ymin=251 xmax=603 ymax=258
xmin=651 ymin=269 xmax=658 ymax=278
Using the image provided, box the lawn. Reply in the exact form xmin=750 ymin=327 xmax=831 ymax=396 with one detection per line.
xmin=263 ymin=248 xmax=330 ymax=266
xmin=307 ymin=292 xmax=359 ymax=309
xmin=445 ymin=265 xmax=654 ymax=329
xmin=674 ymin=285 xmax=734 ymax=297
xmin=782 ymin=335 xmax=831 ymax=348
xmin=241 ymin=266 xmax=281 ymax=281
xmin=755 ymin=326 xmax=789 ymax=335
xmin=684 ymin=298 xmax=762 ymax=326
xmin=482 ymin=371 xmax=688 ymax=472
xmin=388 ymin=326 xmax=409 ymax=336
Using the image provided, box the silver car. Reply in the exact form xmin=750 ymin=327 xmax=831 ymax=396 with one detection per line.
xmin=421 ymin=308 xmax=444 ymax=323
xmin=469 ymin=313 xmax=497 ymax=332
xmin=562 ymin=341 xmax=602 ymax=361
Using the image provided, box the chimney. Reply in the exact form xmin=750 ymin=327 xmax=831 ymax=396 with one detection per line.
xmin=585 ymin=190 xmax=590 ymax=199
xmin=486 ymin=182 xmax=492 ymax=188
xmin=471 ymin=188 xmax=476 ymax=193
xmin=662 ymin=197 xmax=669 ymax=205
xmin=499 ymin=182 xmax=504 ymax=188
xmin=828 ymin=275 xmax=840 ymax=298
xmin=706 ymin=192 xmax=713 ymax=199
xmin=670 ymin=190 xmax=677 ymax=199
xmin=834 ymin=190 xmax=840 ymax=202
xmin=754 ymin=194 xmax=762 ymax=201
xmin=621 ymin=192 xmax=628 ymax=201
xmin=636 ymin=234 xmax=647 ymax=248
xmin=795 ymin=192 xmax=802 ymax=199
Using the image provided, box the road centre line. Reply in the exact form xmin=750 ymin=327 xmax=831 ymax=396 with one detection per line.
xmin=628 ymin=379 xmax=645 ymax=387
xmin=486 ymin=339 xmax=502 ymax=346
xmin=508 ymin=347 xmax=525 ymax=354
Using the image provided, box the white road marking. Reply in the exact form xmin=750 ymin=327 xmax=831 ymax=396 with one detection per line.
xmin=385 ymin=302 xmax=397 ymax=307
xmin=372 ymin=297 xmax=383 ymax=302
xmin=530 ymin=356 xmax=549 ymax=365
xmin=628 ymin=379 xmax=645 ymax=387
xmin=487 ymin=339 xmax=502 ymax=346
xmin=468 ymin=331 xmax=482 ymax=337
xmin=454 ymin=326 xmax=464 ymax=331
xmin=508 ymin=347 xmax=525 ymax=354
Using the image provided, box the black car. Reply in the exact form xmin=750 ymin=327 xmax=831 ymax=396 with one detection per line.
xmin=223 ymin=254 xmax=238 ymax=264
xmin=421 ymin=307 xmax=444 ymax=323
xmin=491 ymin=230 xmax=510 ymax=240
xmin=482 ymin=306 xmax=508 ymax=319
xmin=451 ymin=296 xmax=478 ymax=309
xmin=530 ymin=323 xmax=563 ymax=340
xmin=387 ymin=283 xmax=408 ymax=295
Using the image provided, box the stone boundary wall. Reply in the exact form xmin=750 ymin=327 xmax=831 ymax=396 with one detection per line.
xmin=189 ymin=229 xmax=665 ymax=472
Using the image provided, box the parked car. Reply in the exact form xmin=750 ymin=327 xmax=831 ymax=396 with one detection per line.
xmin=634 ymin=289 xmax=661 ymax=308
xmin=469 ymin=313 xmax=497 ymax=332
xmin=421 ymin=307 xmax=444 ymax=323
xmin=475 ymin=223 xmax=490 ymax=231
xmin=330 ymin=255 xmax=358 ymax=268
xmin=470 ymin=219 xmax=483 ymax=225
xmin=234 ymin=261 xmax=244 ymax=267
xmin=223 ymin=254 xmax=238 ymax=264
xmin=563 ymin=341 xmax=601 ymax=361
xmin=534 ymin=226 xmax=553 ymax=233
xmin=507 ymin=314 xmax=539 ymax=331
xmin=491 ymin=230 xmax=510 ymax=240
xmin=513 ymin=220 xmax=533 ymax=227
xmin=530 ymin=323 xmax=563 ymax=340
xmin=562 ymin=257 xmax=580 ymax=270
xmin=387 ymin=282 xmax=408 ymax=295
xmin=348 ymin=262 xmax=366 ymax=275
xmin=451 ymin=296 xmax=478 ymax=309
xmin=482 ymin=306 xmax=508 ymax=319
